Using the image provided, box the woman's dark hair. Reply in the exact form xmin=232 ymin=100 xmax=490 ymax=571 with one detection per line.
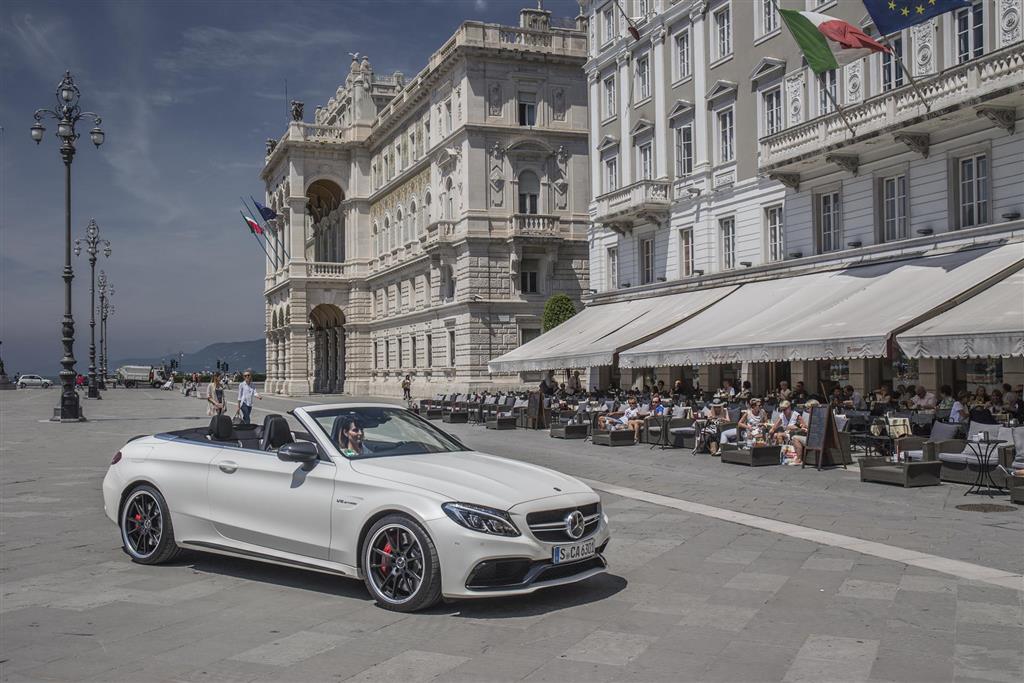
xmin=336 ymin=417 xmax=363 ymax=448
xmin=940 ymin=384 xmax=953 ymax=396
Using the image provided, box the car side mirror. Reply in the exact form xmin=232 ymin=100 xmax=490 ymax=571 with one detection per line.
xmin=277 ymin=442 xmax=319 ymax=463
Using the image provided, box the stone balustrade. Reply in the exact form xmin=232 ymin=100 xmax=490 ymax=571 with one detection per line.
xmin=305 ymin=261 xmax=364 ymax=279
xmin=510 ymin=213 xmax=559 ymax=236
xmin=593 ymin=179 xmax=672 ymax=227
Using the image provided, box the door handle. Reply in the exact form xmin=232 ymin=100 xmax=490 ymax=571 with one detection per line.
xmin=218 ymin=461 xmax=238 ymax=474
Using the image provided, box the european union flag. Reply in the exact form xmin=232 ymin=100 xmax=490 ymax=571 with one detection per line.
xmin=863 ymin=0 xmax=971 ymax=36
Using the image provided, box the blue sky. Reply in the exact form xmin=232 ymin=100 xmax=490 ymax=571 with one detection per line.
xmin=0 ymin=0 xmax=581 ymax=375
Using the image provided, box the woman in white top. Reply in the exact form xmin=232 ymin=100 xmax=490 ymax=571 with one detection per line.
xmin=720 ymin=398 xmax=769 ymax=448
xmin=950 ymin=391 xmax=969 ymax=423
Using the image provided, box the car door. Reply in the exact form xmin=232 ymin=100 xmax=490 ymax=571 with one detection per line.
xmin=207 ymin=445 xmax=335 ymax=560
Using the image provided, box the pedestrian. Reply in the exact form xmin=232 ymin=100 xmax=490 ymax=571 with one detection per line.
xmin=235 ymin=369 xmax=262 ymax=425
xmin=401 ymin=374 xmax=412 ymax=401
xmin=206 ymin=372 xmax=226 ymax=416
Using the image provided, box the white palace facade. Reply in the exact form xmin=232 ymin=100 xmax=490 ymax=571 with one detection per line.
xmin=259 ymin=6 xmax=591 ymax=396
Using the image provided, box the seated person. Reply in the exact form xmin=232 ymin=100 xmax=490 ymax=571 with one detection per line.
xmin=649 ymin=394 xmax=666 ymax=416
xmin=776 ymin=380 xmax=792 ymax=401
xmin=336 ymin=417 xmax=369 ymax=457
xmin=672 ymin=379 xmax=686 ymax=398
xmin=843 ymin=384 xmax=866 ymax=410
xmin=721 ymin=398 xmax=769 ymax=447
xmin=718 ymin=379 xmax=736 ymax=399
xmin=937 ymin=385 xmax=955 ymax=410
xmin=950 ymin=391 xmax=970 ymax=423
xmin=736 ymin=381 xmax=752 ymax=400
xmin=597 ymin=397 xmax=643 ymax=441
xmin=791 ymin=381 xmax=808 ymax=403
xmin=769 ymin=400 xmax=808 ymax=464
xmin=701 ymin=400 xmax=730 ymax=455
xmin=909 ymin=385 xmax=937 ymax=411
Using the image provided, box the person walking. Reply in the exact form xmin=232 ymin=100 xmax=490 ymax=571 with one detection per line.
xmin=235 ymin=369 xmax=262 ymax=425
xmin=206 ymin=372 xmax=226 ymax=416
xmin=401 ymin=374 xmax=412 ymax=402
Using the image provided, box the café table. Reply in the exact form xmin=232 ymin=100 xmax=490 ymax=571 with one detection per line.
xmin=964 ymin=438 xmax=1007 ymax=497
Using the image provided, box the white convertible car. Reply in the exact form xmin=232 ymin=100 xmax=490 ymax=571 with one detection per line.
xmin=102 ymin=404 xmax=610 ymax=611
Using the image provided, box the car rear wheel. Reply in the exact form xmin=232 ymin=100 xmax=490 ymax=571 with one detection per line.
xmin=120 ymin=485 xmax=180 ymax=564
xmin=362 ymin=514 xmax=441 ymax=612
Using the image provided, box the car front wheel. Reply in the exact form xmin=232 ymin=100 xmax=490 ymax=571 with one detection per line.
xmin=362 ymin=514 xmax=441 ymax=612
xmin=120 ymin=485 xmax=180 ymax=564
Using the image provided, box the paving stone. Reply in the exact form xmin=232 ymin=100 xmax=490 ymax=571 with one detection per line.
xmin=230 ymin=631 xmax=346 ymax=666
xmin=341 ymin=649 xmax=469 ymax=683
xmin=839 ymin=578 xmax=900 ymax=601
xmin=803 ymin=557 xmax=856 ymax=572
xmin=723 ymin=571 xmax=790 ymax=593
xmin=559 ymin=629 xmax=657 ymax=666
xmin=784 ymin=634 xmax=880 ymax=682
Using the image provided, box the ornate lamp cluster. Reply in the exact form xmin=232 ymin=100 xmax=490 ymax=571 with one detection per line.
xmin=97 ymin=271 xmax=115 ymax=388
xmin=74 ymin=219 xmax=112 ymax=398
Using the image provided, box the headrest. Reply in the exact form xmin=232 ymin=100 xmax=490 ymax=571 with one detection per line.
xmin=262 ymin=415 xmax=293 ymax=451
xmin=208 ymin=415 xmax=234 ymax=441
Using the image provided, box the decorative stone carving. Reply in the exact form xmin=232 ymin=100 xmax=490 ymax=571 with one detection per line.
xmin=769 ymin=173 xmax=800 ymax=192
xmin=911 ymin=19 xmax=936 ymax=76
xmin=266 ymin=138 xmax=277 ymax=156
xmin=488 ymin=82 xmax=502 ymax=116
xmin=552 ymin=145 xmax=570 ymax=210
xmin=826 ymin=153 xmax=860 ymax=176
xmin=976 ymin=106 xmax=1016 ymax=135
xmin=785 ymin=71 xmax=805 ymax=127
xmin=894 ymin=132 xmax=930 ymax=158
xmin=844 ymin=60 xmax=863 ymax=105
xmin=454 ymin=86 xmax=462 ymax=122
xmin=489 ymin=142 xmax=505 ymax=208
xmin=552 ymin=87 xmax=566 ymax=121
xmin=290 ymin=100 xmax=304 ymax=122
xmin=1000 ymin=0 xmax=1022 ymax=46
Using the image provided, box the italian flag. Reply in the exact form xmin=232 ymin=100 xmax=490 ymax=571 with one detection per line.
xmin=244 ymin=216 xmax=263 ymax=236
xmin=779 ymin=9 xmax=889 ymax=75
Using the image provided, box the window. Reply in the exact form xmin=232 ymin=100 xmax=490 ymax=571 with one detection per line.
xmin=445 ymin=178 xmax=454 ymax=219
xmin=397 ymin=338 xmax=403 ymax=368
xmin=718 ymin=108 xmax=735 ymax=163
xmin=636 ymin=56 xmax=651 ymax=100
xmin=605 ymin=157 xmax=619 ymax=193
xmin=411 ymin=336 xmax=418 ymax=368
xmin=603 ymin=75 xmax=616 ymax=119
xmin=956 ymin=2 xmax=984 ymax=63
xmin=607 ymin=247 xmax=618 ymax=289
xmin=881 ymin=36 xmax=904 ymax=91
xmin=675 ymin=124 xmax=693 ymax=177
xmin=675 ymin=29 xmax=691 ymax=80
xmin=520 ymin=263 xmax=538 ymax=293
xmin=424 ymin=119 xmax=430 ymax=148
xmin=720 ymin=217 xmax=736 ymax=270
xmin=765 ymin=206 xmax=784 ymax=262
xmin=679 ymin=227 xmax=694 ymax=277
xmin=410 ymin=131 xmax=417 ymax=161
xmin=959 ymin=154 xmax=988 ymax=228
xmin=760 ymin=0 xmax=778 ymax=35
xmin=520 ymin=328 xmax=541 ymax=346
xmin=818 ymin=69 xmax=838 ymax=115
xmin=442 ymin=265 xmax=456 ymax=300
xmin=882 ymin=174 xmax=907 ymax=241
xmin=447 ymin=330 xmax=456 ymax=367
xmin=638 ymin=142 xmax=654 ymax=180
xmin=373 ymin=341 xmax=379 ymax=369
xmin=640 ymin=236 xmax=654 ymax=285
xmin=518 ymin=94 xmax=536 ymax=126
xmin=425 ymin=334 xmax=433 ymax=367
xmin=637 ymin=0 xmax=649 ymax=17
xmin=714 ymin=6 xmax=732 ymax=60
xmin=445 ymin=100 xmax=452 ymax=134
xmin=763 ymin=87 xmax=782 ymax=136
xmin=602 ymin=6 xmax=614 ymax=43
xmin=385 ymin=339 xmax=391 ymax=369
xmin=517 ymin=171 xmax=539 ymax=214
xmin=818 ymin=191 xmax=842 ymax=252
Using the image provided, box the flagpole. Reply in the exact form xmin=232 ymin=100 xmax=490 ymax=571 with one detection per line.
xmin=238 ymin=209 xmax=272 ymax=264
xmin=250 ymin=194 xmax=289 ymax=260
xmin=818 ymin=72 xmax=857 ymax=137
xmin=880 ymin=34 xmax=931 ymax=112
xmin=241 ymin=197 xmax=279 ymax=268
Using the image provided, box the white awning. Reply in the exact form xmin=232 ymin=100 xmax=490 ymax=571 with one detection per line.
xmin=897 ymin=270 xmax=1024 ymax=358
xmin=487 ymin=284 xmax=737 ymax=373
xmin=620 ymin=242 xmax=1024 ymax=368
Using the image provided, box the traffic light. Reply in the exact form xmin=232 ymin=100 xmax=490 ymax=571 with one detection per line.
xmin=216 ymin=360 xmax=222 ymax=371
xmin=224 ymin=363 xmax=229 ymax=372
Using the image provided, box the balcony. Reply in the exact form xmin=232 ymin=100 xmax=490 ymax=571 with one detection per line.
xmin=510 ymin=213 xmax=559 ymax=237
xmin=592 ymin=179 xmax=672 ymax=233
xmin=421 ymin=220 xmax=458 ymax=249
xmin=760 ymin=45 xmax=1023 ymax=180
xmin=305 ymin=261 xmax=365 ymax=280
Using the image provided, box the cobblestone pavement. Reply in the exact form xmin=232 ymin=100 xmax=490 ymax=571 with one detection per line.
xmin=2 ymin=389 xmax=1022 ymax=682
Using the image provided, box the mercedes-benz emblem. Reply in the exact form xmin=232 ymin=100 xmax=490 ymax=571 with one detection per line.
xmin=564 ymin=510 xmax=585 ymax=540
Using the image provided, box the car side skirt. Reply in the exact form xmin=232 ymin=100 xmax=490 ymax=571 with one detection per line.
xmin=179 ymin=540 xmax=361 ymax=579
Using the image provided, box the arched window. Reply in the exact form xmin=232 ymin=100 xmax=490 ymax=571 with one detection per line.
xmin=409 ymin=200 xmax=418 ymax=242
xmin=445 ymin=178 xmax=454 ymax=220
xmin=424 ymin=191 xmax=432 ymax=227
xmin=442 ymin=265 xmax=456 ymax=300
xmin=384 ymin=216 xmax=391 ymax=252
xmin=518 ymin=171 xmax=539 ymax=214
xmin=372 ymin=222 xmax=379 ymax=255
xmin=396 ymin=209 xmax=404 ymax=247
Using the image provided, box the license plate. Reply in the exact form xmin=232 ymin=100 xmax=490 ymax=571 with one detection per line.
xmin=552 ymin=538 xmax=596 ymax=564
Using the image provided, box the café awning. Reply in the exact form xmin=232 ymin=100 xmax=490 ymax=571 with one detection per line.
xmin=620 ymin=242 xmax=1024 ymax=368
xmin=487 ymin=284 xmax=737 ymax=373
xmin=897 ymin=270 xmax=1024 ymax=358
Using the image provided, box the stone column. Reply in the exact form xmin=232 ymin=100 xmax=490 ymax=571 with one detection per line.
xmin=617 ymin=53 xmax=632 ymax=184
xmin=690 ymin=6 xmax=709 ymax=171
xmin=652 ymin=27 xmax=668 ymax=179
xmin=588 ymin=71 xmax=601 ymax=198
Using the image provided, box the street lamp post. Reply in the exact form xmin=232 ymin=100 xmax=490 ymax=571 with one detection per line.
xmin=74 ymin=220 xmax=111 ymax=399
xmin=32 ymin=71 xmax=105 ymax=421
xmin=98 ymin=272 xmax=113 ymax=387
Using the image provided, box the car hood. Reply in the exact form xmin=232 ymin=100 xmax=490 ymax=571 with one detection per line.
xmin=349 ymin=450 xmax=592 ymax=510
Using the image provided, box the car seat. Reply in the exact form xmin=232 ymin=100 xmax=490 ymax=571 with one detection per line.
xmin=260 ymin=415 xmax=294 ymax=451
xmin=208 ymin=414 xmax=234 ymax=442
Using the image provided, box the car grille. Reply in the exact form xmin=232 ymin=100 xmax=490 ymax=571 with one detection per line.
xmin=526 ymin=502 xmax=601 ymax=542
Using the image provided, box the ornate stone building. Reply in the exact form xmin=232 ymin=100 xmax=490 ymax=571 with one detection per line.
xmin=260 ymin=6 xmax=591 ymax=396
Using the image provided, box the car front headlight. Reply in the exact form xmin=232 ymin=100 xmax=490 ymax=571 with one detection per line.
xmin=442 ymin=502 xmax=520 ymax=537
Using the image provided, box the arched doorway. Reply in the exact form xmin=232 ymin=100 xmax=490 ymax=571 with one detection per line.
xmin=310 ymin=304 xmax=346 ymax=394
xmin=306 ymin=179 xmax=345 ymax=263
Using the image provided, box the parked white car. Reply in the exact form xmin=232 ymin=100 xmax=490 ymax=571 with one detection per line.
xmin=17 ymin=374 xmax=51 ymax=389
xmin=102 ymin=404 xmax=610 ymax=611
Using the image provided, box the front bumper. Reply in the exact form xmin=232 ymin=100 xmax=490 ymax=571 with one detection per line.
xmin=427 ymin=495 xmax=611 ymax=599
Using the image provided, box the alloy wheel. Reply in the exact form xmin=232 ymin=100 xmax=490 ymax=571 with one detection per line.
xmin=122 ymin=490 xmax=163 ymax=558
xmin=366 ymin=524 xmax=425 ymax=605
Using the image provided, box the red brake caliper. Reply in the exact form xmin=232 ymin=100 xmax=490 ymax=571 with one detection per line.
xmin=381 ymin=542 xmax=392 ymax=574
xmin=134 ymin=513 xmax=142 ymax=521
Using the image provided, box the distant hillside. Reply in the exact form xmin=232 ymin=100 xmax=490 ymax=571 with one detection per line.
xmin=113 ymin=339 xmax=265 ymax=373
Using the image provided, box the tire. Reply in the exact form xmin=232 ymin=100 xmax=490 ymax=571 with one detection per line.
xmin=362 ymin=514 xmax=442 ymax=612
xmin=17 ymin=383 xmax=25 ymax=389
xmin=119 ymin=485 xmax=181 ymax=565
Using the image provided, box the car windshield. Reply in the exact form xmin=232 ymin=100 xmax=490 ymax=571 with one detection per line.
xmin=308 ymin=407 xmax=468 ymax=459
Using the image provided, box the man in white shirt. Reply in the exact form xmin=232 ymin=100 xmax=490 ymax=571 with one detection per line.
xmin=236 ymin=369 xmax=262 ymax=425
xmin=909 ymin=385 xmax=937 ymax=411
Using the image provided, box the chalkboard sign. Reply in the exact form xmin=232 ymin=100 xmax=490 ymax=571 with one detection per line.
xmin=803 ymin=405 xmax=846 ymax=470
